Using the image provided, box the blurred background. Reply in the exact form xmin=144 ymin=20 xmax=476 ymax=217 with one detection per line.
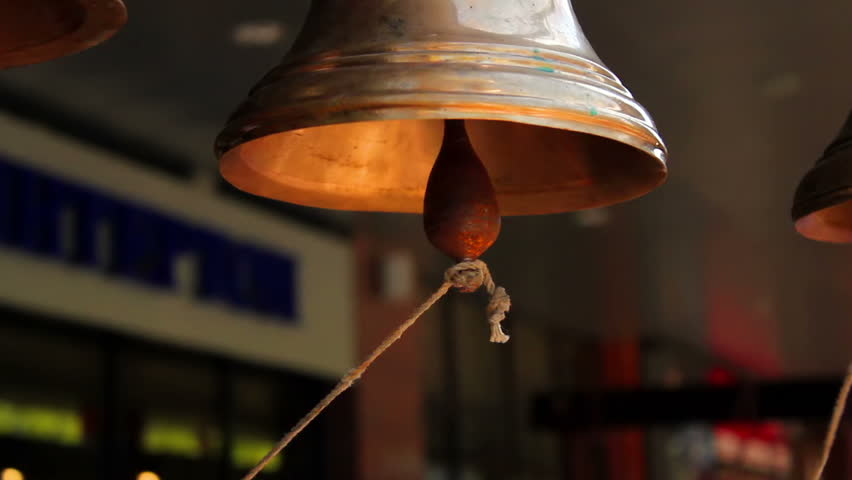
xmin=1 ymin=1 xmax=852 ymax=479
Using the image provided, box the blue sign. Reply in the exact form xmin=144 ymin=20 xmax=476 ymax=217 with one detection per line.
xmin=0 ymin=154 xmax=299 ymax=323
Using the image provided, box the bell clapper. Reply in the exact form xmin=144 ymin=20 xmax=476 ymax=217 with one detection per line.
xmin=423 ymin=119 xmax=502 ymax=262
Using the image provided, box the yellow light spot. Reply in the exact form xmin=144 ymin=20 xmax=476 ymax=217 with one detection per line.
xmin=137 ymin=472 xmax=160 ymax=480
xmin=2 ymin=468 xmax=24 ymax=480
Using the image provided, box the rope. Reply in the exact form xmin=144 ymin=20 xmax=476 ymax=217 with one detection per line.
xmin=811 ymin=362 xmax=852 ymax=480
xmin=240 ymin=255 xmax=852 ymax=480
xmin=241 ymin=259 xmax=510 ymax=480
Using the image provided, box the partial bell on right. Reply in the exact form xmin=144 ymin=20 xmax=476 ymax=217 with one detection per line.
xmin=217 ymin=0 xmax=668 ymax=216
xmin=0 ymin=0 xmax=127 ymax=69
xmin=792 ymin=109 xmax=852 ymax=243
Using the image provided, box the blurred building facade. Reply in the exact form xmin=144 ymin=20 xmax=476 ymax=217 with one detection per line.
xmin=0 ymin=107 xmax=847 ymax=480
xmin=0 ymin=110 xmax=354 ymax=480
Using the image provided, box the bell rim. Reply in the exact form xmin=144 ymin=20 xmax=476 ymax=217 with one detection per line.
xmin=792 ymin=154 xmax=852 ymax=242
xmin=0 ymin=0 xmax=128 ymax=69
xmin=792 ymin=187 xmax=852 ymax=220
xmin=791 ymin=109 xmax=852 ymax=241
xmin=216 ymin=41 xmax=668 ymax=215
xmin=792 ymin=143 xmax=852 ymax=218
xmin=793 ymin=192 xmax=852 ymax=243
xmin=217 ymin=98 xmax=666 ymax=153
xmin=218 ymin=106 xmax=668 ymax=216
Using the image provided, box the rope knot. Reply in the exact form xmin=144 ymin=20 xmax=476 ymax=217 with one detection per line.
xmin=444 ymin=260 xmax=511 ymax=344
xmin=445 ymin=260 xmax=487 ymax=292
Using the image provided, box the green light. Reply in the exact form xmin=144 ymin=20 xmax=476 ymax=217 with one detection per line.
xmin=233 ymin=434 xmax=282 ymax=472
xmin=0 ymin=400 xmax=82 ymax=446
xmin=142 ymin=420 xmax=203 ymax=459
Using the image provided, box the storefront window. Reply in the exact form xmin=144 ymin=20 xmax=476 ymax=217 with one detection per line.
xmin=0 ymin=320 xmax=102 ymax=480
xmin=121 ymin=348 xmax=221 ymax=480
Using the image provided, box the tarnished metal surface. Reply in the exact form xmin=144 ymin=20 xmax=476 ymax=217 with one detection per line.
xmin=0 ymin=0 xmax=127 ymax=69
xmin=217 ymin=0 xmax=667 ymax=215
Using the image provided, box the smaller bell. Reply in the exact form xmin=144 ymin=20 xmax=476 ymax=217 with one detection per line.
xmin=792 ymin=109 xmax=852 ymax=243
xmin=0 ymin=0 xmax=127 ymax=69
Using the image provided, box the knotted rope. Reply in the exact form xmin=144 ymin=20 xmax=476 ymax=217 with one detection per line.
xmin=241 ymin=259 xmax=510 ymax=480
xmin=445 ymin=260 xmax=511 ymax=343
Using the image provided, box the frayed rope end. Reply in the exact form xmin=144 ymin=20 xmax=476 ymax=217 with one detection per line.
xmin=445 ymin=260 xmax=512 ymax=344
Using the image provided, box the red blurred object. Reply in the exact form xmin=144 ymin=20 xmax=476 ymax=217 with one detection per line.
xmin=706 ymin=367 xmax=791 ymax=474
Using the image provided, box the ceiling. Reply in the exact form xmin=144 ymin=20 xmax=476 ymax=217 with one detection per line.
xmin=2 ymin=0 xmax=852 ymax=377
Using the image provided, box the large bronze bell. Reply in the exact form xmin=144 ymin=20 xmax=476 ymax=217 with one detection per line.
xmin=792 ymin=109 xmax=852 ymax=243
xmin=216 ymin=0 xmax=668 ymax=218
xmin=0 ymin=0 xmax=127 ymax=69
